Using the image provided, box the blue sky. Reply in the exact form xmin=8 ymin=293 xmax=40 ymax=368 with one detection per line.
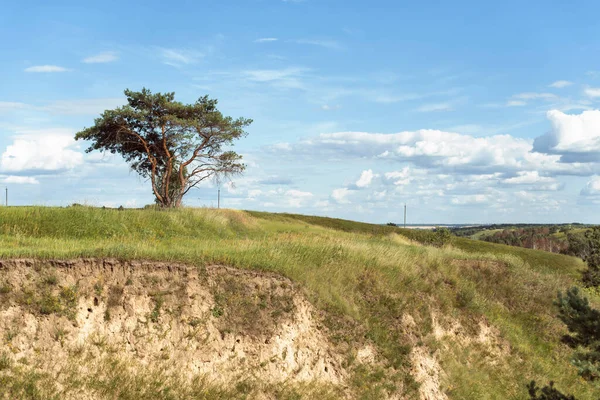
xmin=3 ymin=0 xmax=600 ymax=223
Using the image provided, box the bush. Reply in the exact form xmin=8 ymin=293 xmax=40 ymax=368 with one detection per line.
xmin=527 ymin=381 xmax=576 ymax=400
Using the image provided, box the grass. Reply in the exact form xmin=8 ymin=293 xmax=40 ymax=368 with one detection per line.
xmin=0 ymin=206 xmax=597 ymax=399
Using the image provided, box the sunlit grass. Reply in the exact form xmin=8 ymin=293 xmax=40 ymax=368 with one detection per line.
xmin=0 ymin=206 xmax=597 ymax=399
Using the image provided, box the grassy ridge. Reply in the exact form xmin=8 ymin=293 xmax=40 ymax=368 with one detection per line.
xmin=0 ymin=206 xmax=597 ymax=399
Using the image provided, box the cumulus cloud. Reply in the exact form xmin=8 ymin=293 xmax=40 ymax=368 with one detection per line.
xmin=1 ymin=176 xmax=40 ymax=184
xmin=0 ymin=131 xmax=84 ymax=174
xmin=581 ymin=176 xmax=600 ymax=196
xmin=533 ymin=110 xmax=600 ymax=162
xmin=82 ymin=52 xmax=118 ymax=63
xmin=355 ymin=169 xmax=376 ymax=188
xmin=502 ymin=171 xmax=555 ymax=185
xmin=285 ymin=189 xmax=313 ymax=207
xmin=331 ymin=188 xmax=351 ymax=204
xmin=24 ymin=65 xmax=69 ymax=73
xmin=450 ymin=194 xmax=490 ymax=205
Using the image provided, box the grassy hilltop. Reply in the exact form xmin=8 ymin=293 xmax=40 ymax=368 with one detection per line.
xmin=0 ymin=206 xmax=598 ymax=399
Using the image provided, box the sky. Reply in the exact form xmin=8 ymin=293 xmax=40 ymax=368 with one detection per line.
xmin=2 ymin=0 xmax=600 ymax=224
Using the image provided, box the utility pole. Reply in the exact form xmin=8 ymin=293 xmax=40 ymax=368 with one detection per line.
xmin=217 ymin=188 xmax=220 ymax=209
xmin=404 ymin=203 xmax=406 ymax=228
xmin=5 ymin=187 xmax=7 ymax=207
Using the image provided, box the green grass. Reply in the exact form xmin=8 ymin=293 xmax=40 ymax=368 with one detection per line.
xmin=0 ymin=206 xmax=597 ymax=399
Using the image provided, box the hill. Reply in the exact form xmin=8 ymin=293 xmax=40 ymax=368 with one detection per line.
xmin=0 ymin=206 xmax=597 ymax=399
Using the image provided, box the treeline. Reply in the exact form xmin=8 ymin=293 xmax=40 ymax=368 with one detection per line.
xmin=482 ymin=227 xmax=568 ymax=253
xmin=451 ymin=224 xmax=593 ymax=255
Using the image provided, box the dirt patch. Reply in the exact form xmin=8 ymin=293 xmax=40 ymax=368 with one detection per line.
xmin=0 ymin=259 xmax=345 ymax=395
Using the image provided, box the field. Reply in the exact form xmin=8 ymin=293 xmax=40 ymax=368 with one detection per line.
xmin=0 ymin=206 xmax=598 ymax=399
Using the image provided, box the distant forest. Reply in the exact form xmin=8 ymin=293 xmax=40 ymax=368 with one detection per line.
xmin=451 ymin=224 xmax=594 ymax=254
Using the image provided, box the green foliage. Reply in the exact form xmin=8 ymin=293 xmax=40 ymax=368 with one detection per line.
xmin=527 ymin=381 xmax=577 ymax=400
xmin=556 ymin=288 xmax=600 ymax=381
xmin=566 ymin=227 xmax=600 ymax=287
xmin=75 ymin=88 xmax=252 ymax=208
xmin=0 ymin=351 xmax=12 ymax=370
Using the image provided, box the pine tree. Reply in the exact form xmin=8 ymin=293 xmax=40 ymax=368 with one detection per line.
xmin=556 ymin=288 xmax=600 ymax=381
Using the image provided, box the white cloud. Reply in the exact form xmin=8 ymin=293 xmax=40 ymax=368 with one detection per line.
xmin=254 ymin=38 xmax=278 ymax=43
xmin=159 ymin=48 xmax=203 ymax=67
xmin=331 ymin=188 xmax=351 ymax=204
xmin=417 ymin=102 xmax=453 ymax=112
xmin=277 ymin=117 xmax=599 ymax=178
xmin=356 ymin=169 xmax=376 ymax=188
xmin=502 ymin=171 xmax=555 ymax=185
xmin=43 ymin=98 xmax=124 ymax=115
xmin=242 ymin=67 xmax=309 ymax=89
xmin=451 ymin=194 xmax=490 ymax=205
xmin=533 ymin=109 xmax=600 ymax=161
xmin=82 ymin=52 xmax=118 ymax=63
xmin=285 ymin=189 xmax=313 ymax=207
xmin=384 ymin=167 xmax=414 ymax=186
xmin=2 ymin=176 xmax=39 ymax=184
xmin=581 ymin=176 xmax=600 ymax=196
xmin=24 ymin=65 xmax=69 ymax=73
xmin=294 ymin=39 xmax=342 ymax=50
xmin=0 ymin=102 xmax=28 ymax=112
xmin=513 ymin=92 xmax=557 ymax=100
xmin=584 ymin=87 xmax=600 ymax=98
xmin=549 ymin=80 xmax=572 ymax=88
xmin=506 ymin=100 xmax=527 ymax=107
xmin=0 ymin=130 xmax=84 ymax=174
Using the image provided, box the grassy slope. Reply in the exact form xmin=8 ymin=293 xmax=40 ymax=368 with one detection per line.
xmin=0 ymin=207 xmax=598 ymax=399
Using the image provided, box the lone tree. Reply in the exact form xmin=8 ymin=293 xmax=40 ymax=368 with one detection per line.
xmin=76 ymin=88 xmax=251 ymax=208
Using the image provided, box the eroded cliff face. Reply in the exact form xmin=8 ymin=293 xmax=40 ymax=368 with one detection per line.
xmin=0 ymin=258 xmax=511 ymax=400
xmin=0 ymin=259 xmax=346 ymax=398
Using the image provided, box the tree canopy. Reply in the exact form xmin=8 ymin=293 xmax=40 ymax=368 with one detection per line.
xmin=75 ymin=88 xmax=252 ymax=208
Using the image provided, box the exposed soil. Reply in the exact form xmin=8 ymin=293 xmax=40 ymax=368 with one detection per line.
xmin=0 ymin=259 xmax=345 ymax=395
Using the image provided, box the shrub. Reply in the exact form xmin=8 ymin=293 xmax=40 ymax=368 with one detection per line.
xmin=556 ymin=288 xmax=600 ymax=381
xmin=527 ymin=381 xmax=576 ymax=400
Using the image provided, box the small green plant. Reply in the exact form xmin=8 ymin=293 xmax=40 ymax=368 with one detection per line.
xmin=0 ymin=281 xmax=11 ymax=294
xmin=93 ymin=282 xmax=103 ymax=296
xmin=0 ymin=351 xmax=12 ymax=370
xmin=211 ymin=306 xmax=223 ymax=318
xmin=189 ymin=317 xmax=202 ymax=327
xmin=5 ymin=328 xmax=18 ymax=342
xmin=38 ymin=292 xmax=61 ymax=315
xmin=53 ymin=327 xmax=67 ymax=342
xmin=149 ymin=296 xmax=164 ymax=323
xmin=42 ymin=274 xmax=58 ymax=286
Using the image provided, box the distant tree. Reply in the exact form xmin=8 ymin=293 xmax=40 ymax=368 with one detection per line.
xmin=75 ymin=88 xmax=252 ymax=208
xmin=527 ymin=381 xmax=576 ymax=400
xmin=566 ymin=228 xmax=600 ymax=287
